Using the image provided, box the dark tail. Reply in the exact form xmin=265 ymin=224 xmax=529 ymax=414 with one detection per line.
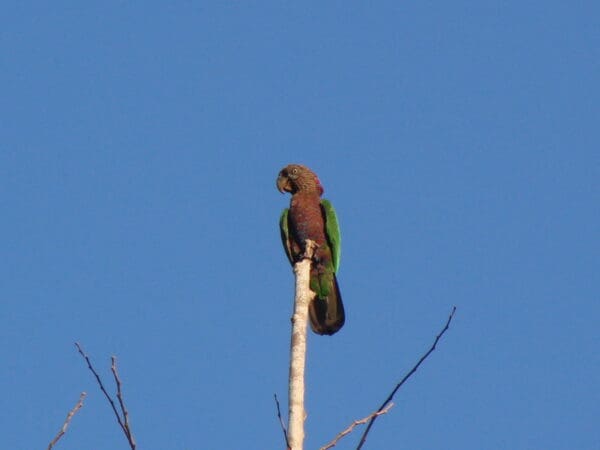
xmin=308 ymin=274 xmax=345 ymax=335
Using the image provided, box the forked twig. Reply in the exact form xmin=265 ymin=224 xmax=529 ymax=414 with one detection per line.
xmin=75 ymin=343 xmax=136 ymax=449
xmin=355 ymin=306 xmax=457 ymax=449
xmin=47 ymin=392 xmax=86 ymax=450
xmin=320 ymin=403 xmax=394 ymax=450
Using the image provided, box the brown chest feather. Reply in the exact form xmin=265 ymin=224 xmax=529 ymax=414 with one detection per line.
xmin=289 ymin=194 xmax=327 ymax=247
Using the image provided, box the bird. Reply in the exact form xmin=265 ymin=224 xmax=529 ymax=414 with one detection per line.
xmin=276 ymin=163 xmax=345 ymax=335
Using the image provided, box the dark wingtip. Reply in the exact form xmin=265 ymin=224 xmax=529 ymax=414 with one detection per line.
xmin=308 ymin=282 xmax=345 ymax=336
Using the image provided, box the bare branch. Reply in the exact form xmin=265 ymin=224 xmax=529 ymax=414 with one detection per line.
xmin=320 ymin=403 xmax=393 ymax=450
xmin=355 ymin=306 xmax=457 ymax=450
xmin=274 ymin=394 xmax=290 ymax=450
xmin=112 ymin=356 xmax=137 ymax=449
xmin=75 ymin=343 xmax=136 ymax=450
xmin=288 ymin=239 xmax=317 ymax=450
xmin=75 ymin=343 xmax=126 ymax=434
xmin=47 ymin=392 xmax=86 ymax=450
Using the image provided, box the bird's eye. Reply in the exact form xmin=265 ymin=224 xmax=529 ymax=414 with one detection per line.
xmin=292 ymin=168 xmax=298 ymax=175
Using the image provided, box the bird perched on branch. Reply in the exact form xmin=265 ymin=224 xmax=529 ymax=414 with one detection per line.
xmin=277 ymin=164 xmax=345 ymax=335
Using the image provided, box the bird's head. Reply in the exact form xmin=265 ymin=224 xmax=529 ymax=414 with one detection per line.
xmin=276 ymin=164 xmax=324 ymax=196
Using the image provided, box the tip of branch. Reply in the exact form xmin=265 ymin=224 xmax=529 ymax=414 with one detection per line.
xmin=303 ymin=239 xmax=318 ymax=260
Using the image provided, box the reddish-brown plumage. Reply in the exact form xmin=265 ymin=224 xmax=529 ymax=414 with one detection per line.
xmin=277 ymin=164 xmax=345 ymax=335
xmin=289 ymin=193 xmax=329 ymax=259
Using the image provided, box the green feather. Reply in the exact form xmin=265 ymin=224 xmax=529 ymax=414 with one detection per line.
xmin=279 ymin=208 xmax=294 ymax=266
xmin=320 ymin=199 xmax=341 ymax=273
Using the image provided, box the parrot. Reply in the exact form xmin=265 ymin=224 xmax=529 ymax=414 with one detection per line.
xmin=276 ymin=163 xmax=345 ymax=335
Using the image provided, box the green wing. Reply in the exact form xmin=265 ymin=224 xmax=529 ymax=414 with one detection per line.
xmin=279 ymin=208 xmax=294 ymax=266
xmin=321 ymin=199 xmax=341 ymax=273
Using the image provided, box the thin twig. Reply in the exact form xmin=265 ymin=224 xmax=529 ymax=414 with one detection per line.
xmin=75 ymin=343 xmax=136 ymax=450
xmin=47 ymin=392 xmax=86 ymax=450
xmin=112 ymin=356 xmax=137 ymax=449
xmin=274 ymin=394 xmax=290 ymax=450
xmin=320 ymin=403 xmax=393 ymax=450
xmin=356 ymin=306 xmax=457 ymax=450
xmin=75 ymin=343 xmax=126 ymax=435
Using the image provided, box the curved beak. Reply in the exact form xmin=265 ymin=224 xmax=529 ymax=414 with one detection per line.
xmin=276 ymin=175 xmax=290 ymax=193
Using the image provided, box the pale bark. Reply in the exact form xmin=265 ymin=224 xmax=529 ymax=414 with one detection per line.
xmin=287 ymin=240 xmax=316 ymax=450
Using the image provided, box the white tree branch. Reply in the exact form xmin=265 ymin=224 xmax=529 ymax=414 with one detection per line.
xmin=287 ymin=239 xmax=317 ymax=450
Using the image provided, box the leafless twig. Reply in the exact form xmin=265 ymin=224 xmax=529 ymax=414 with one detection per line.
xmin=320 ymin=403 xmax=393 ymax=450
xmin=274 ymin=394 xmax=290 ymax=450
xmin=355 ymin=306 xmax=457 ymax=450
xmin=75 ymin=343 xmax=137 ymax=450
xmin=47 ymin=392 xmax=86 ymax=450
xmin=112 ymin=356 xmax=137 ymax=449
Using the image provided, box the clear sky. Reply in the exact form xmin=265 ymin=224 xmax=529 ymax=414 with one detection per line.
xmin=1 ymin=2 xmax=598 ymax=449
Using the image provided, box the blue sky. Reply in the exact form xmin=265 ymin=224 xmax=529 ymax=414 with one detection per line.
xmin=1 ymin=2 xmax=598 ymax=449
